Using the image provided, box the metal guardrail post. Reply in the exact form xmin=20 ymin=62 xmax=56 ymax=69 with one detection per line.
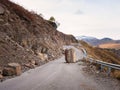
xmin=107 ymin=67 xmax=111 ymax=76
xmin=88 ymin=57 xmax=120 ymax=76
xmin=100 ymin=65 xmax=104 ymax=72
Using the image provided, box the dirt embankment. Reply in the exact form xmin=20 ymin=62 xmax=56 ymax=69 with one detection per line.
xmin=0 ymin=0 xmax=77 ymax=68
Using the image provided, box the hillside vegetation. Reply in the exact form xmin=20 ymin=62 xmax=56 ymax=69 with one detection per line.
xmin=80 ymin=40 xmax=120 ymax=79
xmin=99 ymin=43 xmax=120 ymax=49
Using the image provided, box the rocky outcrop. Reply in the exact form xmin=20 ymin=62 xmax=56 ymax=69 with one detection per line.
xmin=0 ymin=0 xmax=77 ymax=68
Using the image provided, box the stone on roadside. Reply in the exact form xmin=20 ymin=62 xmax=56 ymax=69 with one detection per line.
xmin=43 ymin=54 xmax=48 ymax=60
xmin=24 ymin=63 xmax=35 ymax=69
xmin=24 ymin=63 xmax=31 ymax=68
xmin=24 ymin=60 xmax=37 ymax=69
xmin=0 ymin=74 xmax=3 ymax=79
xmin=8 ymin=63 xmax=21 ymax=76
xmin=29 ymin=60 xmax=36 ymax=65
xmin=0 ymin=68 xmax=2 ymax=75
xmin=34 ymin=60 xmax=40 ymax=65
xmin=3 ymin=67 xmax=15 ymax=76
xmin=0 ymin=67 xmax=3 ymax=78
xmin=38 ymin=53 xmax=44 ymax=60
xmin=38 ymin=53 xmax=48 ymax=61
xmin=0 ymin=5 xmax=5 ymax=15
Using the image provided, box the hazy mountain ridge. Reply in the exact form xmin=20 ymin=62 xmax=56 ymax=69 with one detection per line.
xmin=76 ymin=36 xmax=120 ymax=46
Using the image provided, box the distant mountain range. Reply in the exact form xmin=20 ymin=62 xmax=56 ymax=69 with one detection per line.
xmin=76 ymin=36 xmax=120 ymax=46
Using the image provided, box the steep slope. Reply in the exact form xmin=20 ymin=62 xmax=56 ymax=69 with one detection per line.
xmin=80 ymin=40 xmax=120 ymax=64
xmin=0 ymin=0 xmax=77 ymax=67
xmin=80 ymin=41 xmax=120 ymax=79
xmin=80 ymin=40 xmax=120 ymax=79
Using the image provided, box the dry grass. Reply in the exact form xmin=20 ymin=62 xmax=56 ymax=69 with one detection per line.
xmin=113 ymin=70 xmax=120 ymax=80
xmin=80 ymin=40 xmax=120 ymax=79
xmin=99 ymin=43 xmax=120 ymax=49
xmin=1 ymin=0 xmax=36 ymax=21
xmin=80 ymin=40 xmax=120 ymax=64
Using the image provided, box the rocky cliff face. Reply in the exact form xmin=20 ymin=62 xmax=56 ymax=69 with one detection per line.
xmin=0 ymin=0 xmax=77 ymax=67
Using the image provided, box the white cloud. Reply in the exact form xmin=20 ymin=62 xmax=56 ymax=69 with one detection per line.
xmin=75 ymin=10 xmax=84 ymax=14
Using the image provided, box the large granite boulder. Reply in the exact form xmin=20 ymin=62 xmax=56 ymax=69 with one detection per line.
xmin=65 ymin=48 xmax=76 ymax=63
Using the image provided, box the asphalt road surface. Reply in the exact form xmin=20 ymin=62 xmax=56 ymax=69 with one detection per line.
xmin=0 ymin=46 xmax=119 ymax=90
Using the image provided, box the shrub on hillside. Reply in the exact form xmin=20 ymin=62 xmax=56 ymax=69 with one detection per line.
xmin=48 ymin=16 xmax=60 ymax=29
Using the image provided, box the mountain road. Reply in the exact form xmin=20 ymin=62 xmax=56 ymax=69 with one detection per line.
xmin=0 ymin=46 xmax=119 ymax=90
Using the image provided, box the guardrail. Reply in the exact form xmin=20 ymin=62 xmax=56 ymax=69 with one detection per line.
xmin=88 ymin=58 xmax=120 ymax=76
xmin=79 ymin=48 xmax=120 ymax=76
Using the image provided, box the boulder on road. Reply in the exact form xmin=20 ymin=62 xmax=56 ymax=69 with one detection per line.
xmin=65 ymin=48 xmax=76 ymax=63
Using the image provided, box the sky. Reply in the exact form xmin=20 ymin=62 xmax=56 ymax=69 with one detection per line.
xmin=10 ymin=0 xmax=120 ymax=40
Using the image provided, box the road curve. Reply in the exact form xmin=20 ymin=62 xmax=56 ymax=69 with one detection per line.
xmin=0 ymin=46 xmax=119 ymax=90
